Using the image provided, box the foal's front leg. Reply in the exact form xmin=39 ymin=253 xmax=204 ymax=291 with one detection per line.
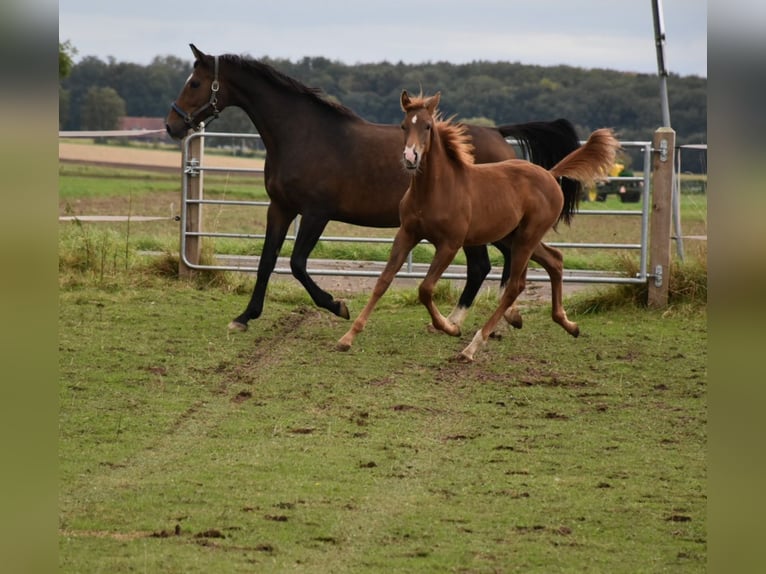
xmin=336 ymin=229 xmax=419 ymax=351
xmin=420 ymin=244 xmax=462 ymax=336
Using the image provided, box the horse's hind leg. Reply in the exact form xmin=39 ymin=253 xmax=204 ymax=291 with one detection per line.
xmin=529 ymin=243 xmax=579 ymax=337
xmin=229 ymin=202 xmax=296 ymax=331
xmin=290 ymin=214 xmax=350 ymax=319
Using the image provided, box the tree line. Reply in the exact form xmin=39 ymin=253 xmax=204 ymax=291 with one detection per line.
xmin=59 ymin=45 xmax=706 ymax=155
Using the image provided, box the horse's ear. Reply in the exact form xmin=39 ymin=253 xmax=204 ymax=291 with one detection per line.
xmin=190 ymin=44 xmax=205 ymax=61
xmin=400 ymin=90 xmax=411 ymax=111
xmin=426 ymin=91 xmax=441 ymax=115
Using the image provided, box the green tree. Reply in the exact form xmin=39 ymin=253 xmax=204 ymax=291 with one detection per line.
xmin=80 ymin=86 xmax=126 ymax=131
xmin=59 ymin=40 xmax=77 ymax=80
xmin=59 ymin=41 xmax=77 ymax=129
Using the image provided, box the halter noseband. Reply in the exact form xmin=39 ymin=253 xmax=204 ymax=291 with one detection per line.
xmin=171 ymin=55 xmax=220 ymax=129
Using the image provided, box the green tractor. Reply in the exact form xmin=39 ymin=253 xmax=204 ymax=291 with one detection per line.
xmin=585 ymin=162 xmax=643 ymax=203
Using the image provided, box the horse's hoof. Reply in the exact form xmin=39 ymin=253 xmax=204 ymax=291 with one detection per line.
xmin=228 ymin=320 xmax=248 ymax=332
xmin=489 ymin=331 xmax=503 ymax=340
xmin=455 ymin=351 xmax=474 ymax=363
xmin=571 ymin=325 xmax=580 ymax=338
xmin=335 ymin=341 xmax=352 ymax=352
xmin=337 ymin=301 xmax=350 ymax=320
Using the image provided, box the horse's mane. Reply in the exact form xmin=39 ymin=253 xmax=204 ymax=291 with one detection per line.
xmin=402 ymin=95 xmax=475 ymax=166
xmin=222 ymin=54 xmax=359 ymax=120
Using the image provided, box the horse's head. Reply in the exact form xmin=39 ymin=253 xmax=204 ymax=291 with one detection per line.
xmin=400 ymin=90 xmax=440 ymax=173
xmin=166 ymin=44 xmax=227 ymax=139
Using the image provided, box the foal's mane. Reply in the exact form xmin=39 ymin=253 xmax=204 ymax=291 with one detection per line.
xmin=402 ymin=95 xmax=475 ymax=167
xmin=222 ymin=54 xmax=359 ymax=120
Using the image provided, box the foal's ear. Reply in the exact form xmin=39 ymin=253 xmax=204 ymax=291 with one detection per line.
xmin=426 ymin=91 xmax=441 ymax=115
xmin=400 ymin=89 xmax=412 ymax=111
xmin=190 ymin=44 xmax=206 ymax=61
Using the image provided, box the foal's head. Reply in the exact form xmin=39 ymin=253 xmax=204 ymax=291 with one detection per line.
xmin=166 ymin=44 xmax=228 ymax=139
xmin=400 ymin=90 xmax=475 ymax=173
xmin=400 ymin=90 xmax=441 ymax=173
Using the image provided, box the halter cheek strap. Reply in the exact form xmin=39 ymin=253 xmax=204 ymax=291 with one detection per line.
xmin=171 ymin=55 xmax=221 ymax=129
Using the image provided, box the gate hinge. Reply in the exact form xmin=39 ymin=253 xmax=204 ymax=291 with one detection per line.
xmin=184 ymin=157 xmax=201 ymax=176
xmin=657 ymin=139 xmax=669 ymax=162
xmin=653 ymin=264 xmax=663 ymax=287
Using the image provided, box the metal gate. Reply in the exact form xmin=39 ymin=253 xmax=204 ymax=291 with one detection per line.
xmin=180 ymin=126 xmax=657 ymax=286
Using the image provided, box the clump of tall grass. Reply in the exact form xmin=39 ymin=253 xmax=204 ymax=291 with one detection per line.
xmin=140 ymin=242 xmax=252 ymax=294
xmin=59 ymin=220 xmax=133 ymax=285
xmin=569 ymin=244 xmax=707 ymax=314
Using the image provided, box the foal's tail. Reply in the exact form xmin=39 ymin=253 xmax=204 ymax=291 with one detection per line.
xmin=549 ymin=128 xmax=621 ymax=225
xmin=497 ymin=118 xmax=584 ymax=226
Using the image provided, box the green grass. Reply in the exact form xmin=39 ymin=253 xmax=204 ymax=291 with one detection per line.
xmin=58 ymin=268 xmax=706 ymax=572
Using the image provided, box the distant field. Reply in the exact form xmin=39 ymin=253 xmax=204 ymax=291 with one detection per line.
xmin=58 ymin=141 xmax=265 ymax=171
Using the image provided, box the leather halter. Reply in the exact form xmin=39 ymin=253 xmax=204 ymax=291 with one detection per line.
xmin=171 ymin=55 xmax=220 ymax=129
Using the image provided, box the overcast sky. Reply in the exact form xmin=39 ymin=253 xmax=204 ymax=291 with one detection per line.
xmin=59 ymin=1 xmax=707 ymax=77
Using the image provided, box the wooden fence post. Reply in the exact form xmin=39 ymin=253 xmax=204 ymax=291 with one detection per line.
xmin=648 ymin=127 xmax=675 ymax=308
xmin=179 ymin=129 xmax=204 ymax=278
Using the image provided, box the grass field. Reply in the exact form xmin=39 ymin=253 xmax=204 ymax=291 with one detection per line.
xmin=59 ymin=159 xmax=708 ymax=273
xmin=58 ymin=149 xmax=707 ymax=572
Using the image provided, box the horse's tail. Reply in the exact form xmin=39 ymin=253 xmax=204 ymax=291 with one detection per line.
xmin=549 ymin=128 xmax=621 ymax=225
xmin=496 ymin=118 xmax=583 ymax=226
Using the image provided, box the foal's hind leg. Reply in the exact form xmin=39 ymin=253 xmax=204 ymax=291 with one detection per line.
xmin=290 ymin=214 xmax=350 ymax=319
xmin=530 ymin=243 xmax=579 ymax=337
xmin=501 ymin=242 xmax=580 ymax=333
xmin=460 ymin=241 xmax=535 ymax=362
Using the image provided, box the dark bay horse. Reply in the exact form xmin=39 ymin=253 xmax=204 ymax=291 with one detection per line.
xmin=337 ymin=92 xmax=620 ymax=361
xmin=165 ymin=45 xmax=581 ymax=332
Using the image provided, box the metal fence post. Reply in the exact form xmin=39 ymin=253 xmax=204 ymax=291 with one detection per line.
xmin=648 ymin=127 xmax=675 ymax=308
xmin=179 ymin=128 xmax=204 ymax=278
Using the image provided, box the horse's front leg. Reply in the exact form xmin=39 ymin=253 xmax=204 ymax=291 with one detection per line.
xmin=420 ymin=243 xmax=462 ymax=336
xmin=290 ymin=214 xmax=350 ymax=319
xmin=336 ymin=229 xmax=419 ymax=351
xmin=229 ymin=202 xmax=296 ymax=331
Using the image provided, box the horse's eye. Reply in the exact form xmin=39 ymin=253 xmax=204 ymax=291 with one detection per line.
xmin=190 ymin=80 xmax=201 ymax=89
xmin=425 ymin=122 xmax=432 ymax=130
xmin=400 ymin=122 xmax=406 ymax=130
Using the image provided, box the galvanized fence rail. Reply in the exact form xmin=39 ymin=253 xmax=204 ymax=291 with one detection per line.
xmin=179 ymin=127 xmax=659 ymax=286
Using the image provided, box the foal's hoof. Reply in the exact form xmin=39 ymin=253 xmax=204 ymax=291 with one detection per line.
xmin=228 ymin=320 xmax=248 ymax=332
xmin=336 ymin=300 xmax=350 ymax=320
xmin=427 ymin=323 xmax=461 ymax=337
xmin=504 ymin=308 xmax=523 ymax=329
xmin=454 ymin=351 xmax=474 ymax=363
xmin=570 ymin=325 xmax=580 ymax=338
xmin=335 ymin=341 xmax=352 ymax=352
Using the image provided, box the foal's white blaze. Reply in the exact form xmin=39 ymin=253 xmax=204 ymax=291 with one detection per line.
xmin=403 ymin=145 xmax=418 ymax=165
xmin=411 ymin=115 xmax=418 ymax=124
